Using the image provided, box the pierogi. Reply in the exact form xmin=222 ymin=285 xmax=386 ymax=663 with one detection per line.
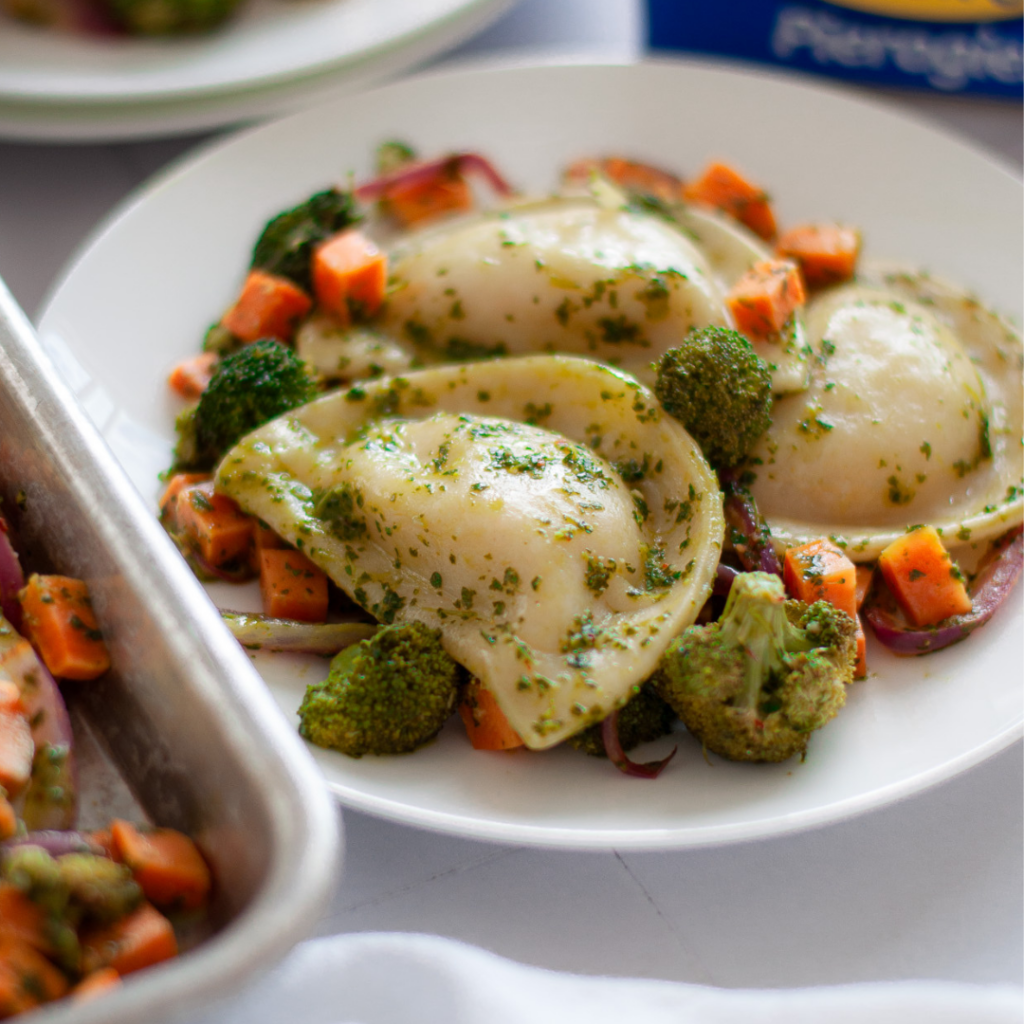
xmin=380 ymin=196 xmax=810 ymax=394
xmin=748 ymin=266 xmax=1023 ymax=560
xmin=215 ymin=356 xmax=724 ymax=749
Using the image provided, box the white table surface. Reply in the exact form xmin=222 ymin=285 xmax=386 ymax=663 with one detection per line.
xmin=0 ymin=0 xmax=1021 ymax=1013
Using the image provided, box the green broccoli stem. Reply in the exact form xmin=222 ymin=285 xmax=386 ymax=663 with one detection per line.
xmin=717 ymin=573 xmax=812 ymax=710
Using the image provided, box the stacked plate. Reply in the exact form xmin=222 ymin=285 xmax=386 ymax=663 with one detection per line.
xmin=0 ymin=0 xmax=513 ymax=139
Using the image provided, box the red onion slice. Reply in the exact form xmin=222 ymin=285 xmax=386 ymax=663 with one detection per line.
xmin=864 ymin=527 xmax=1023 ymax=656
xmin=2 ymin=831 xmax=101 ymax=858
xmin=354 ymin=152 xmax=515 ymax=203
xmin=222 ymin=612 xmax=376 ymax=654
xmin=718 ymin=471 xmax=781 ymax=576
xmin=0 ymin=617 xmax=76 ymax=830
xmin=0 ymin=516 xmax=25 ymax=630
xmin=600 ymin=710 xmax=677 ymax=779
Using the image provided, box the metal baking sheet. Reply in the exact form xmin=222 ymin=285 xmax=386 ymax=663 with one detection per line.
xmin=0 ymin=277 xmax=341 ymax=1024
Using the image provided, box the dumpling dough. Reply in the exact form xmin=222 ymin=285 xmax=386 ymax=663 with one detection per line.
xmin=748 ymin=266 xmax=1023 ymax=560
xmin=216 ymin=355 xmax=724 ymax=749
xmin=383 ymin=197 xmax=809 ymax=392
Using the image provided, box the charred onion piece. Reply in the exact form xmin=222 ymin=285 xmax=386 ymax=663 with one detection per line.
xmin=0 ymin=516 xmax=25 ymax=630
xmin=188 ymin=549 xmax=254 ymax=584
xmin=864 ymin=527 xmax=1023 ymax=655
xmin=68 ymin=0 xmax=123 ymax=34
xmin=718 ymin=470 xmax=781 ymax=576
xmin=600 ymin=710 xmax=677 ymax=779
xmin=714 ymin=562 xmax=740 ymax=597
xmin=354 ymin=152 xmax=515 ymax=204
xmin=222 ymin=611 xmax=376 ymax=654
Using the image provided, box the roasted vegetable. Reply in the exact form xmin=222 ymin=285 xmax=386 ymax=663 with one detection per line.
xmin=174 ymin=339 xmax=318 ymax=472
xmin=654 ymin=326 xmax=773 ymax=468
xmin=298 ymin=621 xmax=462 ymax=757
xmin=654 ymin=571 xmax=856 ymax=763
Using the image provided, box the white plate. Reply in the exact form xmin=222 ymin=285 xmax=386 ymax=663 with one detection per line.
xmin=0 ymin=0 xmax=512 ymax=105
xmin=38 ymin=59 xmax=1024 ymax=849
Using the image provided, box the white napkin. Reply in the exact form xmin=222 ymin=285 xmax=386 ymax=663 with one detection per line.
xmin=189 ymin=932 xmax=1023 ymax=1024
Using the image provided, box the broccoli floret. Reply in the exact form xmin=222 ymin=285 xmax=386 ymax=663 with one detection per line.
xmin=654 ymin=326 xmax=773 ymax=468
xmin=298 ymin=621 xmax=462 ymax=757
xmin=2 ymin=847 xmax=142 ymax=970
xmin=2 ymin=845 xmax=80 ymax=969
xmin=653 ymin=571 xmax=856 ymax=763
xmin=58 ymin=854 xmax=142 ymax=925
xmin=2 ymin=844 xmax=66 ymax=914
xmin=104 ymin=0 xmax=242 ymax=34
xmin=175 ymin=339 xmax=318 ymax=471
xmin=252 ymin=189 xmax=361 ymax=292
xmin=567 ymin=683 xmax=676 ymax=757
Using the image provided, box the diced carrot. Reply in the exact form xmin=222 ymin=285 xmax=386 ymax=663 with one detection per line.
xmin=71 ymin=967 xmax=122 ymax=1003
xmin=383 ymin=174 xmax=473 ymax=227
xmin=18 ymin=575 xmax=111 ymax=682
xmin=87 ymin=828 xmax=117 ymax=860
xmin=783 ymin=539 xmax=858 ymax=617
xmin=0 ymin=682 xmax=32 ymax=798
xmin=110 ymin=821 xmax=211 ymax=912
xmin=855 ymin=565 xmax=874 ymax=610
xmin=168 ymin=352 xmax=218 ymax=400
xmin=80 ymin=902 xmax=177 ymax=977
xmin=776 ymin=222 xmax=861 ymax=288
xmin=249 ymin=519 xmax=286 ymax=573
xmin=312 ymin=230 xmax=387 ymax=324
xmin=877 ymin=526 xmax=973 ymax=627
xmin=221 ymin=269 xmax=312 ymax=343
xmin=0 ymin=938 xmax=69 ymax=1015
xmin=459 ymin=679 xmax=523 ymax=751
xmin=563 ymin=156 xmax=683 ymax=203
xmin=258 ymin=549 xmax=329 ymax=623
xmin=726 ymin=258 xmax=806 ymax=339
xmin=682 ymin=161 xmax=777 ymax=240
xmin=0 ymin=794 xmax=16 ymax=841
xmin=603 ymin=157 xmax=683 ymax=202
xmin=562 ymin=157 xmax=608 ymax=191
xmin=0 ymin=883 xmax=52 ymax=955
xmin=174 ymin=481 xmax=254 ymax=569
xmin=854 ymin=614 xmax=867 ymax=681
xmin=851 ymin=565 xmax=873 ymax=678
xmin=158 ymin=472 xmax=211 ymax=530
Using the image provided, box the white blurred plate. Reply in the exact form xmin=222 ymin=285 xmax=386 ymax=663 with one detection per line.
xmin=0 ymin=0 xmax=512 ymax=139
xmin=38 ymin=59 xmax=1024 ymax=848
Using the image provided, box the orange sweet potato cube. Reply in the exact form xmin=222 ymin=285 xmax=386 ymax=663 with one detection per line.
xmin=259 ymin=549 xmax=329 ymax=623
xmin=877 ymin=526 xmax=972 ymax=627
xmin=783 ymin=538 xmax=858 ymax=617
xmin=727 ymin=259 xmax=806 ymax=339
xmin=221 ymin=270 xmax=312 ymax=343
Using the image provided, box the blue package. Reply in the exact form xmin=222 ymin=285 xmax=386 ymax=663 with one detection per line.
xmin=647 ymin=0 xmax=1023 ymax=98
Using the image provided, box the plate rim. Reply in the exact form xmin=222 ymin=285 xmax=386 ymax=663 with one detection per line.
xmin=36 ymin=55 xmax=1024 ymax=850
xmin=324 ymin=721 xmax=1024 ymax=849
